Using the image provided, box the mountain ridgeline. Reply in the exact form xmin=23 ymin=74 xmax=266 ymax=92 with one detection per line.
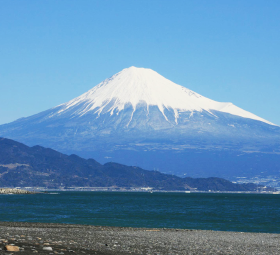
xmin=0 ymin=137 xmax=270 ymax=192
xmin=0 ymin=67 xmax=279 ymax=182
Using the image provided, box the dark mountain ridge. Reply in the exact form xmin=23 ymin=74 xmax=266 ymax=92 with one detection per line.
xmin=0 ymin=137 xmax=273 ymax=192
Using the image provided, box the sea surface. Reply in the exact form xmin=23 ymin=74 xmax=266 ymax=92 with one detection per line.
xmin=1 ymin=192 xmax=280 ymax=233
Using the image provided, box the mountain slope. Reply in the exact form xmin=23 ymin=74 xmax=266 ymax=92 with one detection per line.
xmin=0 ymin=137 xmax=270 ymax=192
xmin=0 ymin=67 xmax=279 ymax=181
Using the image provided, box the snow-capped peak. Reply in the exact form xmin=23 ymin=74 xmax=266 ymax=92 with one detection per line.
xmin=54 ymin=66 xmax=274 ymax=126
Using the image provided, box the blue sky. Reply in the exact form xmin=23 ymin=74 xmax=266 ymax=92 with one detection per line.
xmin=0 ymin=0 xmax=279 ymax=125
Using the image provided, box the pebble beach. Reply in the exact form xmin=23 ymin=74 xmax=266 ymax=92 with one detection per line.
xmin=0 ymin=222 xmax=280 ymax=255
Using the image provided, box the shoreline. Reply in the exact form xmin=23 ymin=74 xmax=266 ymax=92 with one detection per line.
xmin=0 ymin=222 xmax=279 ymax=254
xmin=1 ymin=187 xmax=279 ymax=195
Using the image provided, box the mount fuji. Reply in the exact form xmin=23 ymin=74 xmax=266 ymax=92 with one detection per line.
xmin=1 ymin=67 xmax=280 ymax=183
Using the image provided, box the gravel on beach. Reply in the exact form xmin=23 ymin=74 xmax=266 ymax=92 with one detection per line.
xmin=0 ymin=222 xmax=279 ymax=255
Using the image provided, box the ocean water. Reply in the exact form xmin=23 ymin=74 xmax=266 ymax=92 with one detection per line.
xmin=1 ymin=192 xmax=280 ymax=233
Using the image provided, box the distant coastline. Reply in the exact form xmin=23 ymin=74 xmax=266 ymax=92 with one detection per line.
xmin=1 ymin=186 xmax=279 ymax=194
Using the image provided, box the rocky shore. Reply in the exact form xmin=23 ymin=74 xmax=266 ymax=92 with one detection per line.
xmin=0 ymin=222 xmax=280 ymax=254
xmin=0 ymin=188 xmax=35 ymax=194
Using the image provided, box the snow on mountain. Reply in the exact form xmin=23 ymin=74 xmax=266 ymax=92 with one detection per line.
xmin=50 ymin=66 xmax=274 ymax=126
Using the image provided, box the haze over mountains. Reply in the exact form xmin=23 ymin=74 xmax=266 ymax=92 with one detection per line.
xmin=0 ymin=67 xmax=280 ymax=185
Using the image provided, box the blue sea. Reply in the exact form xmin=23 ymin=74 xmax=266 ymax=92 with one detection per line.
xmin=1 ymin=192 xmax=280 ymax=233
